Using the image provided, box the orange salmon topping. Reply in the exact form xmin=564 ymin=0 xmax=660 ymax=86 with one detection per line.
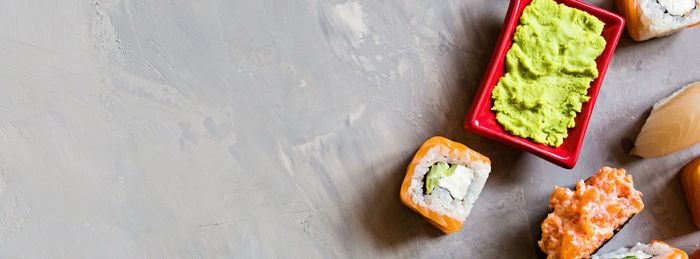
xmin=538 ymin=167 xmax=644 ymax=258
xmin=649 ymin=241 xmax=689 ymax=259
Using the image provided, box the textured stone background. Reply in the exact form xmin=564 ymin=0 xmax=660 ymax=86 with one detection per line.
xmin=0 ymin=0 xmax=698 ymax=257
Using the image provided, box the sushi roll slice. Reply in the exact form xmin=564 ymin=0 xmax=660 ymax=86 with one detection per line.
xmin=539 ymin=167 xmax=645 ymax=258
xmin=592 ymin=241 xmax=688 ymax=259
xmin=616 ymin=0 xmax=700 ymax=41
xmin=681 ymin=155 xmax=700 ymax=229
xmin=399 ymin=136 xmax=491 ymax=234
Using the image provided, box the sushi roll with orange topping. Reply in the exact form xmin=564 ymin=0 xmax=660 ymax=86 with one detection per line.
xmin=539 ymin=167 xmax=645 ymax=258
xmin=399 ymin=136 xmax=491 ymax=234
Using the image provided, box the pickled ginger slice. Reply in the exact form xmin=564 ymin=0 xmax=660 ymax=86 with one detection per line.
xmin=631 ymin=81 xmax=700 ymax=158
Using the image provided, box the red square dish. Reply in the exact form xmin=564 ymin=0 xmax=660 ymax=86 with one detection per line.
xmin=464 ymin=0 xmax=625 ymax=169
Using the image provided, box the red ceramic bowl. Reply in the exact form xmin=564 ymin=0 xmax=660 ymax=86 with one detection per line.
xmin=464 ymin=0 xmax=625 ymax=169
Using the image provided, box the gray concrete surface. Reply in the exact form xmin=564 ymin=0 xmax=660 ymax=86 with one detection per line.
xmin=0 ymin=0 xmax=698 ymax=257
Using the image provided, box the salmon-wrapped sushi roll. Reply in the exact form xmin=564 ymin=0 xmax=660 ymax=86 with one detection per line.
xmin=399 ymin=136 xmax=491 ymax=234
xmin=682 ymin=155 xmax=700 ymax=229
xmin=539 ymin=167 xmax=645 ymax=258
xmin=592 ymin=241 xmax=688 ymax=259
xmin=616 ymin=0 xmax=700 ymax=41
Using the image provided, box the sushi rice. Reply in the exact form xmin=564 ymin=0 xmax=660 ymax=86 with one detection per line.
xmin=592 ymin=241 xmax=686 ymax=259
xmin=632 ymin=0 xmax=700 ymax=40
xmin=407 ymin=144 xmax=490 ymax=220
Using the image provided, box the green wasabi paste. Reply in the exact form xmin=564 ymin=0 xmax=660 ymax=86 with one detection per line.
xmin=491 ymin=0 xmax=606 ymax=147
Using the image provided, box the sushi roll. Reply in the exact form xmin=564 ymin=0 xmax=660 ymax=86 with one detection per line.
xmin=539 ymin=167 xmax=645 ymax=258
xmin=616 ymin=0 xmax=700 ymax=41
xmin=399 ymin=136 xmax=491 ymax=234
xmin=592 ymin=241 xmax=688 ymax=259
xmin=681 ymin=155 xmax=700 ymax=229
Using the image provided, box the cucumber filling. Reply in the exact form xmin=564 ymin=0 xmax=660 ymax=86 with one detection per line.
xmin=424 ymin=162 xmax=473 ymax=200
